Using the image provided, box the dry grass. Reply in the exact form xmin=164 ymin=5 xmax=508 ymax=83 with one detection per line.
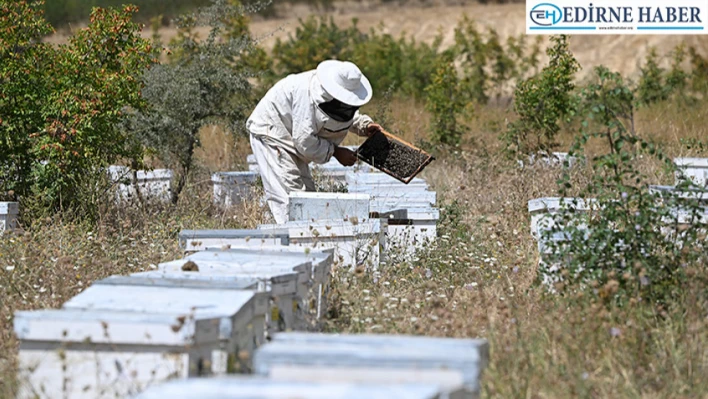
xmin=1 ymin=97 xmax=708 ymax=398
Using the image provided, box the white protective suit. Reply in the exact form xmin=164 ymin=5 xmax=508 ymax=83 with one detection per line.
xmin=246 ymin=69 xmax=373 ymax=224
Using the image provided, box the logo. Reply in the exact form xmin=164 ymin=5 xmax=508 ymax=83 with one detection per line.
xmin=530 ymin=3 xmax=563 ymax=26
xmin=527 ymin=0 xmax=708 ymax=34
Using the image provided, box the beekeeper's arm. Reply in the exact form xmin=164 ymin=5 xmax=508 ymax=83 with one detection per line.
xmin=291 ymin=101 xmax=334 ymax=164
xmin=350 ymin=111 xmax=383 ymax=137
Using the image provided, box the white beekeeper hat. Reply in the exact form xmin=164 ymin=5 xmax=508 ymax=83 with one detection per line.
xmin=316 ymin=60 xmax=372 ymax=107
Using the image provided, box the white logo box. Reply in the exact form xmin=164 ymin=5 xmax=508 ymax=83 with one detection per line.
xmin=527 ymin=0 xmax=708 ymax=34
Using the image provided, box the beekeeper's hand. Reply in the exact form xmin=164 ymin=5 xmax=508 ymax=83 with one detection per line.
xmin=365 ymin=123 xmax=383 ymax=137
xmin=334 ymin=146 xmax=357 ymax=166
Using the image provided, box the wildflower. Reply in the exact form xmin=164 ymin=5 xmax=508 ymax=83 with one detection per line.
xmin=610 ymin=327 xmax=622 ymax=337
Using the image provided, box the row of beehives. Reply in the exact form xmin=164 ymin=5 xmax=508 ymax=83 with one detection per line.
xmin=12 ymin=243 xmax=333 ymax=399
xmin=527 ymin=158 xmax=708 ymax=287
xmin=12 ymin=157 xmax=452 ymax=398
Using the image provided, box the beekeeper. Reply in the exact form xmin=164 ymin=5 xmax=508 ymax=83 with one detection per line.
xmin=246 ymin=60 xmax=383 ymax=224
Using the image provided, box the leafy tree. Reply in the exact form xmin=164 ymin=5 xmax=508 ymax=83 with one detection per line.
xmin=1 ymin=1 xmax=156 ymax=217
xmin=503 ymin=35 xmax=580 ymax=156
xmin=122 ymin=0 xmax=257 ymax=204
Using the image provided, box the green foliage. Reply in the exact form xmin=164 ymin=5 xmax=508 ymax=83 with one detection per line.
xmin=636 ymin=47 xmax=666 ymax=106
xmin=266 ymin=16 xmax=442 ymax=100
xmin=637 ymin=45 xmax=693 ymax=107
xmin=452 ymin=16 xmax=542 ymax=105
xmin=1 ymin=1 xmax=156 ymax=217
xmin=351 ymin=26 xmax=442 ymax=99
xmin=122 ymin=0 xmax=256 ymax=204
xmin=687 ymin=46 xmax=708 ymax=94
xmin=268 ymin=16 xmax=365 ymax=84
xmin=503 ymin=35 xmax=580 ymax=156
xmin=544 ymin=66 xmax=706 ymax=306
xmin=425 ymin=53 xmax=465 ymax=146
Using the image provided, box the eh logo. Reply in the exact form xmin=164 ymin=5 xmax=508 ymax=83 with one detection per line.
xmin=530 ymin=3 xmax=563 ymax=26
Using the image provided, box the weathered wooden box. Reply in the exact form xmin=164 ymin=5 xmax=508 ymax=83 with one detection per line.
xmin=674 ymin=157 xmax=708 ymax=187
xmin=258 ymin=219 xmax=385 ymax=271
xmin=380 ymin=207 xmax=440 ymax=259
xmin=156 ymin=256 xmax=312 ymax=333
xmin=108 ymin=165 xmax=173 ymax=203
xmin=267 ymin=366 xmax=466 ymax=399
xmin=179 ymin=229 xmax=290 ymax=252
xmin=212 ymin=171 xmax=260 ymax=207
xmin=255 ymin=333 xmax=489 ymax=399
xmin=14 ymin=308 xmax=231 ymax=399
xmin=134 ymin=376 xmax=447 ymax=399
xmin=93 ymin=275 xmax=270 ymax=346
xmin=196 ymin=247 xmax=334 ymax=324
xmin=61 ymin=285 xmax=265 ymax=371
xmin=0 ymin=201 xmax=19 ymax=232
xmin=288 ymin=192 xmax=370 ymax=222
xmin=527 ymin=197 xmax=595 ymax=241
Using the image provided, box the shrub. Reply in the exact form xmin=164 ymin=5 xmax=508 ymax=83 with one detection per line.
xmin=543 ymin=66 xmax=706 ymax=307
xmin=0 ymin=1 xmax=156 ymax=218
xmin=636 ymin=47 xmax=666 ymax=106
xmin=425 ymin=52 xmax=465 ymax=146
xmin=451 ymin=16 xmax=541 ymax=106
xmin=268 ymin=16 xmax=365 ymax=85
xmin=503 ymin=35 xmax=580 ymax=156
xmin=122 ymin=0 xmax=257 ymax=204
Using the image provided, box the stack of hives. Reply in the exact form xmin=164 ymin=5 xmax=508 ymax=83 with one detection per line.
xmin=209 ymin=153 xmax=440 ymax=264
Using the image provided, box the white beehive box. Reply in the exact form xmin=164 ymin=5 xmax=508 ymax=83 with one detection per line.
xmin=674 ymin=158 xmax=708 ymax=187
xmin=212 ymin=171 xmax=260 ymax=207
xmin=258 ymin=219 xmax=385 ymax=271
xmin=527 ymin=197 xmax=595 ymax=241
xmin=108 ymin=165 xmax=173 ymax=203
xmin=93 ymin=275 xmax=270 ymax=346
xmin=370 ymin=198 xmax=437 ymax=215
xmin=14 ymin=309 xmax=226 ymax=399
xmin=253 ymin=334 xmax=489 ymax=399
xmin=179 ymin=229 xmax=290 ymax=252
xmin=197 ymin=247 xmax=334 ymax=323
xmin=267 ymin=366 xmax=466 ymax=399
xmin=381 ymin=207 xmax=440 ymax=259
xmin=288 ymin=192 xmax=370 ymax=222
xmin=61 ymin=285 xmax=264 ymax=370
xmin=0 ymin=201 xmax=19 ymax=232
xmin=134 ymin=376 xmax=446 ymax=399
xmin=345 ymin=171 xmax=428 ymax=188
xmin=155 ymin=257 xmax=312 ymax=333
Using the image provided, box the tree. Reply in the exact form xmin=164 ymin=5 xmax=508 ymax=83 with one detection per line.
xmin=503 ymin=35 xmax=580 ymax=156
xmin=122 ymin=0 xmax=258 ymax=204
xmin=0 ymin=1 xmax=156 ymax=217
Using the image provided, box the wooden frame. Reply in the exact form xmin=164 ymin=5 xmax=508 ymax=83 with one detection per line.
xmin=355 ymin=130 xmax=435 ymax=184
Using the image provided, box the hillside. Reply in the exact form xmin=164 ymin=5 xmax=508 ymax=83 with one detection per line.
xmin=44 ymin=2 xmax=708 ymax=81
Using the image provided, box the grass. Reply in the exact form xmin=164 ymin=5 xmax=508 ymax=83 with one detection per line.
xmin=1 ymin=96 xmax=708 ymax=398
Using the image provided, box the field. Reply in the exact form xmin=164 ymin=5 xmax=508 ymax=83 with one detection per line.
xmin=3 ymin=0 xmax=708 ymax=397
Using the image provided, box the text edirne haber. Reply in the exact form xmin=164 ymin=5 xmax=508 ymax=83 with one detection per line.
xmin=557 ymin=5 xmax=702 ymax=24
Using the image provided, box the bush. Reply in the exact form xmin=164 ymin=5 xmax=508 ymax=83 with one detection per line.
xmin=544 ymin=66 xmax=707 ymax=307
xmin=122 ymin=0 xmax=258 ymax=204
xmin=266 ymin=17 xmax=441 ymax=100
xmin=0 ymin=1 xmax=156 ymax=218
xmin=425 ymin=53 xmax=465 ymax=146
xmin=503 ymin=35 xmax=579 ymax=156
xmin=452 ymin=16 xmax=542 ymax=106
